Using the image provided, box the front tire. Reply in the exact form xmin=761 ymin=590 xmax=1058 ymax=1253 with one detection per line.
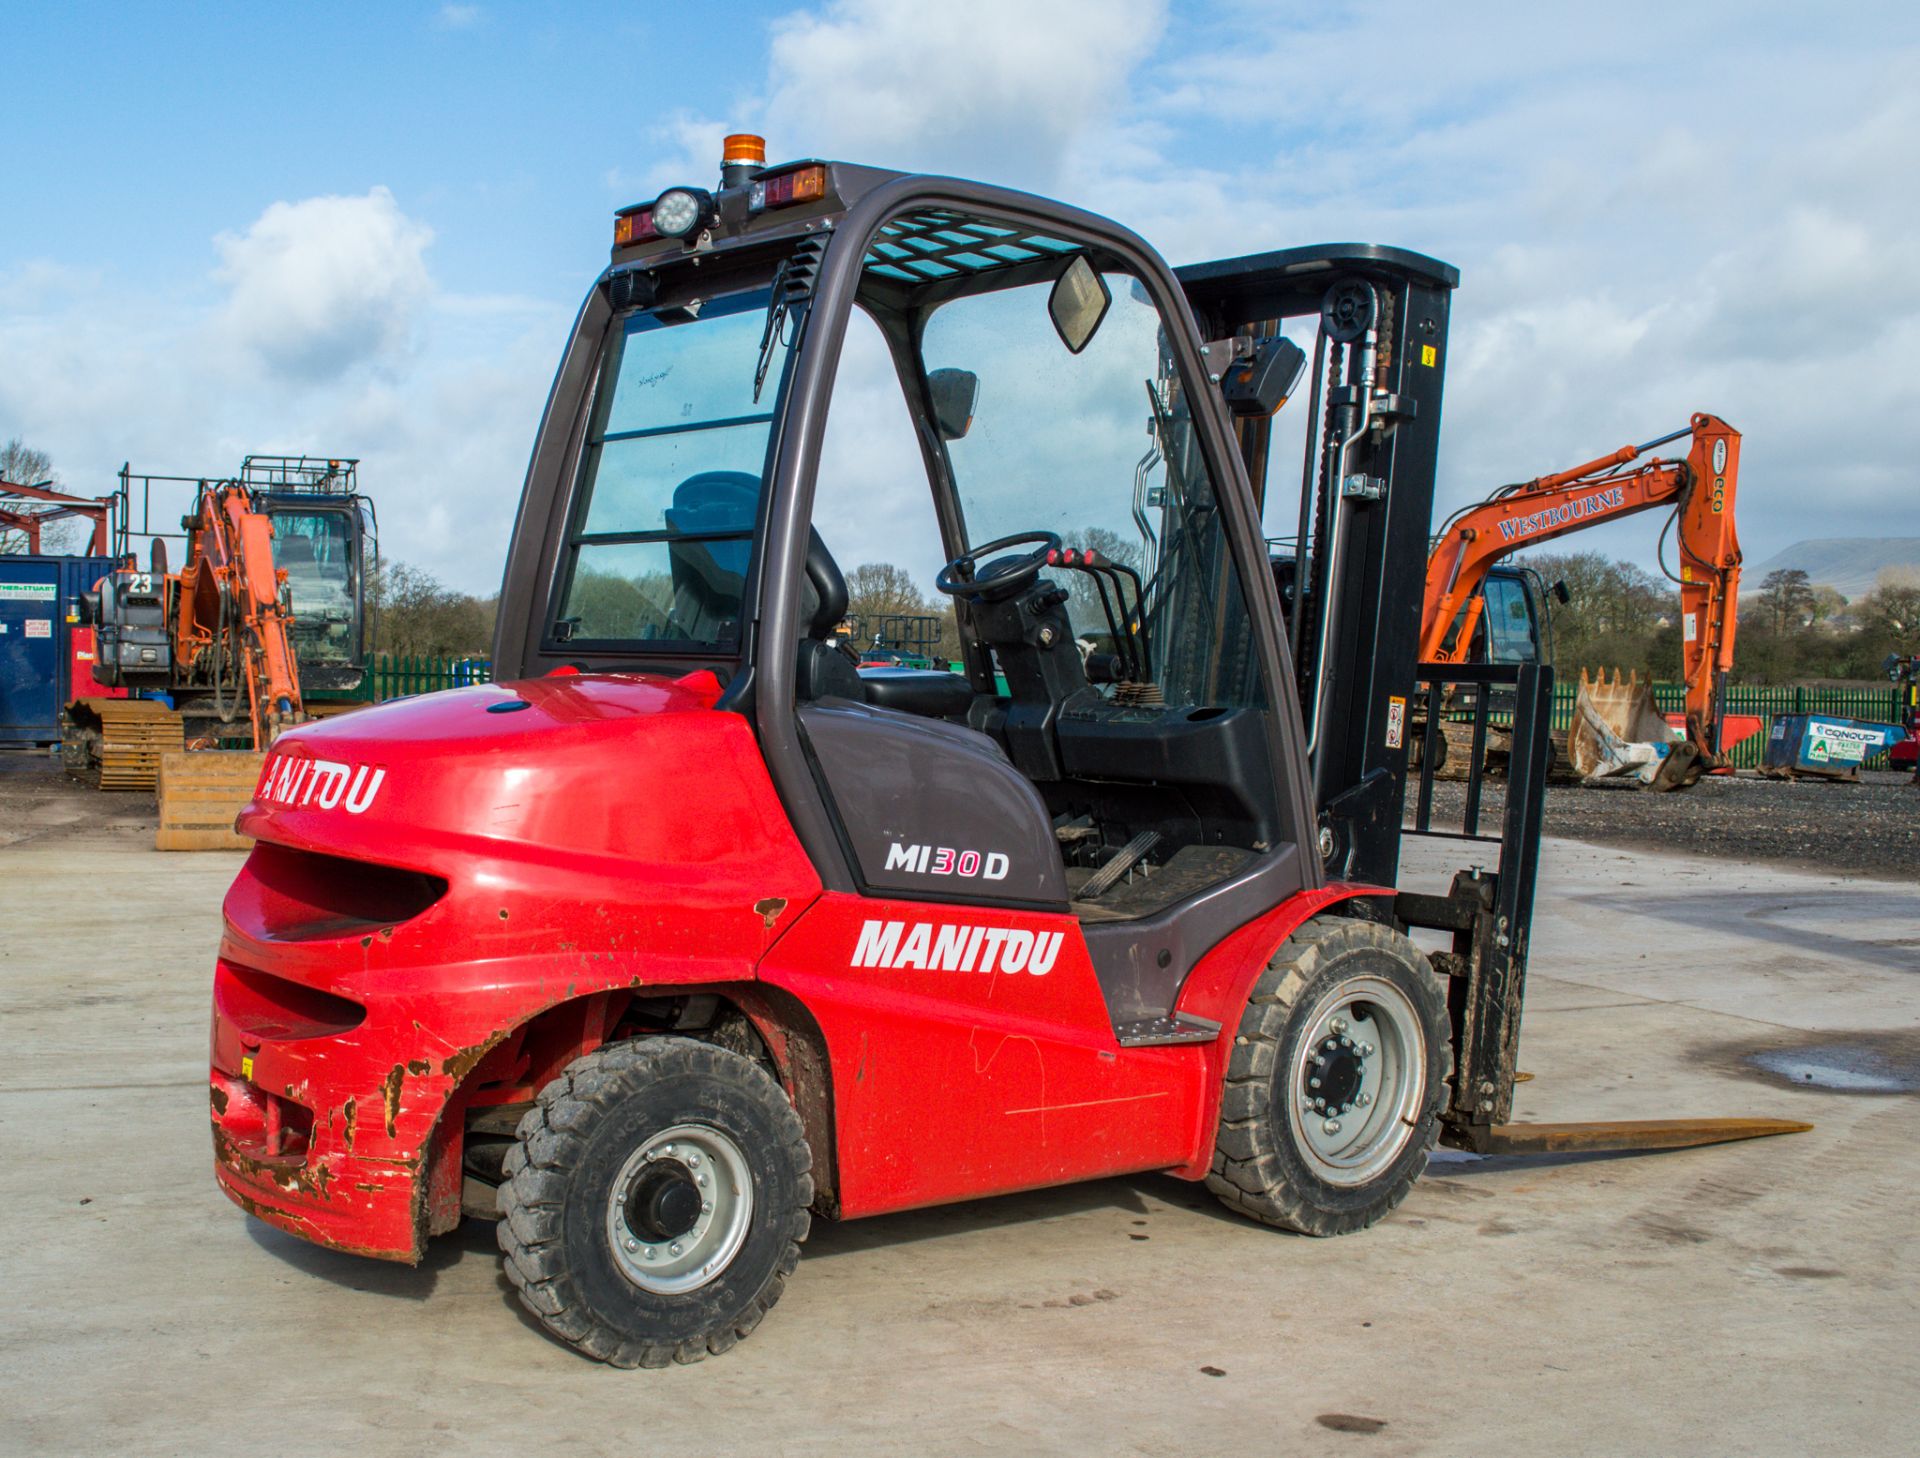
xmin=497 ymin=1037 xmax=812 ymax=1367
xmin=1207 ymin=917 xmax=1450 ymax=1236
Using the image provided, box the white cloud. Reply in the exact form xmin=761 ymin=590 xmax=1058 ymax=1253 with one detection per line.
xmin=0 ymin=187 xmax=565 ymax=596
xmin=762 ymin=0 xmax=1167 ymax=186
xmin=213 ymin=188 xmax=435 ymax=383
xmin=436 ymin=4 xmax=480 ymax=30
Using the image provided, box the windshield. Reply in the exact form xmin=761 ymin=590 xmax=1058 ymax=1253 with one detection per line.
xmin=917 ymin=262 xmax=1264 ymax=710
xmin=271 ymin=509 xmax=358 ymax=666
xmin=1481 ymin=574 xmax=1539 ymax=663
xmin=552 ymin=288 xmax=789 ymax=650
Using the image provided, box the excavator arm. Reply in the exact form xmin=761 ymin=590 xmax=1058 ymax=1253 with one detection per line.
xmin=174 ymin=483 xmax=306 ymax=746
xmin=1422 ymin=413 xmax=1742 ymax=758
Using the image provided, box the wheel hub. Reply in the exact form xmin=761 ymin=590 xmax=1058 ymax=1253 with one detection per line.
xmin=624 ymin=1162 xmax=703 ymax=1242
xmin=606 ymin=1124 xmax=755 ymax=1295
xmin=1307 ymin=1033 xmax=1365 ymax=1116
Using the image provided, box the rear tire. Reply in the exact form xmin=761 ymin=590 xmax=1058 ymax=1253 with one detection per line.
xmin=1207 ymin=917 xmax=1450 ymax=1236
xmin=497 ymin=1037 xmax=812 ymax=1367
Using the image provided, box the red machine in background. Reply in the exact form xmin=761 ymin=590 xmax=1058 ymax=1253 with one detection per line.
xmin=1422 ymin=414 xmax=1743 ymax=787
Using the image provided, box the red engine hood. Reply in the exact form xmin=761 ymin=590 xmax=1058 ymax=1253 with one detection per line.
xmin=237 ymin=671 xmax=792 ymax=872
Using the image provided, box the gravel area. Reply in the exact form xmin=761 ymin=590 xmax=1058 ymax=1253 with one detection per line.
xmin=1416 ymin=768 xmax=1919 ymax=882
xmin=0 ymin=751 xmax=156 ymax=850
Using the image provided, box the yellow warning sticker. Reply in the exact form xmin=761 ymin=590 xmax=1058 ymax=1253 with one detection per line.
xmin=240 ymin=1055 xmax=254 ymax=1080
xmin=1386 ymin=695 xmax=1407 ymax=749
xmin=1420 ymin=345 xmax=1437 ymax=367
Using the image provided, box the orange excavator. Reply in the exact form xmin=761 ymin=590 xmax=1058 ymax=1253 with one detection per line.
xmin=1421 ymin=413 xmax=1742 ymax=789
xmin=64 ymin=479 xmax=306 ymax=789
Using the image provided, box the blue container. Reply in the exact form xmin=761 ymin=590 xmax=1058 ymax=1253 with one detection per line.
xmin=1764 ymin=712 xmax=1909 ymax=779
xmin=0 ymin=554 xmax=119 ymax=747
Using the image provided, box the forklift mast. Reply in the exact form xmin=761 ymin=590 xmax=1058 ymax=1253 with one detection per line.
xmin=1177 ymin=246 xmax=1460 ymax=888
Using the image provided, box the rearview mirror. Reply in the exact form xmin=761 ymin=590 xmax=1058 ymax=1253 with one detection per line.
xmin=1550 ymin=580 xmax=1571 ymax=605
xmin=928 ymin=368 xmax=980 ymax=441
xmin=1048 ymin=255 xmax=1111 ymax=355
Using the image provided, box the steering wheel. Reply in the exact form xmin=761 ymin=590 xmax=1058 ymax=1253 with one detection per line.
xmin=934 ymin=531 xmax=1063 ymax=604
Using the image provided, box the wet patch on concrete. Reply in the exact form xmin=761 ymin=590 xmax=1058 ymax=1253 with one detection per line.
xmin=1702 ymin=1029 xmax=1920 ymax=1096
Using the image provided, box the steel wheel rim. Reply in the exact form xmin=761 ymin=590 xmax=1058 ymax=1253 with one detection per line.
xmin=1286 ymin=973 xmax=1426 ymax=1186
xmin=606 ymin=1122 xmax=754 ymax=1294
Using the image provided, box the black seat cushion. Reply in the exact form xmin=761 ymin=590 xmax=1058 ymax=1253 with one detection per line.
xmin=857 ymin=667 xmax=974 ymax=718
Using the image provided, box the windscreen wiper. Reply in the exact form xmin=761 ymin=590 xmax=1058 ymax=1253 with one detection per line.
xmin=754 ymin=258 xmax=792 ymax=404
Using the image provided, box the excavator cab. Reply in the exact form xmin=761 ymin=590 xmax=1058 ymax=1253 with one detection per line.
xmin=242 ymin=456 xmax=375 ymax=698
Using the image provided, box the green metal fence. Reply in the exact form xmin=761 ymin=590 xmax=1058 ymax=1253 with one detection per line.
xmin=351 ymin=657 xmax=1903 ymax=769
xmin=357 ymin=655 xmax=493 ymax=702
xmin=1549 ymin=680 xmax=1906 ymax=769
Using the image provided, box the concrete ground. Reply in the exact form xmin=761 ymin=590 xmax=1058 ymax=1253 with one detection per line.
xmin=1 ymin=760 xmax=1914 ymax=1456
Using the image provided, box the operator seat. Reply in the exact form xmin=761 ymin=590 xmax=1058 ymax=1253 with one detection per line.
xmin=795 ymin=531 xmax=864 ymax=703
xmin=663 ymin=473 xmax=756 ymax=642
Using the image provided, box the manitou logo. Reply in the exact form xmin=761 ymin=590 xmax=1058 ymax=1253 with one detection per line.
xmin=851 ymin=919 xmax=1065 ymax=975
xmin=254 ymin=753 xmax=386 ymax=815
xmin=1496 ymin=485 xmax=1626 ymax=542
xmin=883 ymin=842 xmax=1010 ymax=880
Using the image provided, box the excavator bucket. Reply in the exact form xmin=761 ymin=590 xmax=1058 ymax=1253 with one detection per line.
xmin=1568 ymin=669 xmax=1700 ymax=791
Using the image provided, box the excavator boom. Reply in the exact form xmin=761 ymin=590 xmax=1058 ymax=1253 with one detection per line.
xmin=1422 ymin=413 xmax=1742 ymax=766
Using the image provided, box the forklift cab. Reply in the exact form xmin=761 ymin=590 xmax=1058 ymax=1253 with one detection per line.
xmin=499 ymin=164 xmax=1330 ymax=1034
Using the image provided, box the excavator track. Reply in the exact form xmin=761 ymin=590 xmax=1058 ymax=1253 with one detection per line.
xmin=63 ymin=697 xmax=186 ymax=791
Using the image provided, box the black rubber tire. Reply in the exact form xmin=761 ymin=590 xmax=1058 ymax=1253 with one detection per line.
xmin=496 ymin=1037 xmax=812 ymax=1368
xmin=1207 ymin=916 xmax=1451 ymax=1237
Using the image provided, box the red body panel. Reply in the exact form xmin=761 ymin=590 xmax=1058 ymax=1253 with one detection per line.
xmin=68 ymin=626 xmax=124 ymax=700
xmin=759 ymin=893 xmax=1204 ymax=1216
xmin=208 ymin=674 xmax=822 ymax=1258
xmin=207 ymin=672 xmax=1370 ymax=1258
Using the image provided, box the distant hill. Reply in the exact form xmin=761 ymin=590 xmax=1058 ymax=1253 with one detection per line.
xmin=1749 ymin=538 xmax=1920 ymax=599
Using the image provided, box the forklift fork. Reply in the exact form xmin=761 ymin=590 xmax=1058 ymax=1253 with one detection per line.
xmin=1398 ymin=663 xmax=1811 ymax=1159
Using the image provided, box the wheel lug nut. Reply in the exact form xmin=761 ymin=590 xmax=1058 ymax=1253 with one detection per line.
xmin=702 ymin=1201 xmax=712 ymax=1214
xmin=1331 ymin=1018 xmax=1348 ymax=1034
xmin=670 ymin=1242 xmax=683 ymax=1256
xmin=644 ymin=1248 xmax=656 ymax=1260
xmin=1309 ymin=1076 xmax=1321 ymax=1088
xmin=624 ymin=1237 xmax=638 ymax=1252
xmin=1360 ymin=1043 xmax=1374 ymax=1057
xmin=1323 ymin=1119 xmax=1341 ymax=1134
xmin=688 ymin=1152 xmax=702 ymax=1167
xmin=698 ymin=1174 xmax=708 ymax=1187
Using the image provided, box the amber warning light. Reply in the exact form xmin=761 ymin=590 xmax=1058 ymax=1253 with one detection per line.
xmin=723 ymin=133 xmax=767 ymax=167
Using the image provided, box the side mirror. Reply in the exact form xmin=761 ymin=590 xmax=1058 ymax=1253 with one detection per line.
xmin=1048 ymin=255 xmax=1111 ymax=355
xmin=1221 ymin=335 xmax=1308 ymax=418
xmin=928 ymin=368 xmax=980 ymax=442
xmin=1550 ymin=580 xmax=1571 ymax=605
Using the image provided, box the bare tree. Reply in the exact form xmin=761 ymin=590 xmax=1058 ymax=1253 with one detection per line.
xmin=368 ymin=559 xmax=498 ymax=657
xmin=0 ymin=438 xmax=89 ymax=554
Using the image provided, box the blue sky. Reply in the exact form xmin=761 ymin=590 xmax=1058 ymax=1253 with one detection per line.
xmin=5 ymin=1 xmax=1918 ymax=593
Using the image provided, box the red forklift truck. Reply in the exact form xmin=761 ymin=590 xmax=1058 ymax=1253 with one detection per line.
xmin=208 ymin=137 xmax=1803 ymax=1367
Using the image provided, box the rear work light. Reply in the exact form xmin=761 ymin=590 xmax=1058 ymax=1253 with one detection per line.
xmin=749 ymin=165 xmax=826 ymax=213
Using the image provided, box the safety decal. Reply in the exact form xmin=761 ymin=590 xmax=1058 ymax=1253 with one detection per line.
xmin=25 ymin=619 xmax=51 ymax=638
xmin=1386 ymin=695 xmax=1406 ymax=749
xmin=1420 ymin=344 xmax=1437 ymax=367
xmin=852 ymin=919 xmax=1064 ymax=975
